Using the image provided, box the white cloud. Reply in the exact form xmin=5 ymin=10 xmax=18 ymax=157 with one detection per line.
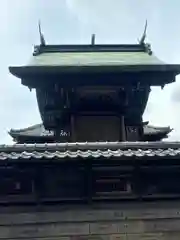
xmin=66 ymin=0 xmax=150 ymax=24
xmin=65 ymin=0 xmax=153 ymax=42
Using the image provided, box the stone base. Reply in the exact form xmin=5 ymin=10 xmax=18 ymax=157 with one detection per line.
xmin=0 ymin=201 xmax=180 ymax=239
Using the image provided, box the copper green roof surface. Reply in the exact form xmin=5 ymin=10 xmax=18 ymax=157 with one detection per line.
xmin=9 ymin=44 xmax=180 ymax=85
xmin=28 ymin=51 xmax=164 ymax=67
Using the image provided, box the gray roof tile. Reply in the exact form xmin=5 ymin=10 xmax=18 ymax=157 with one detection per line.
xmin=0 ymin=142 xmax=180 ymax=161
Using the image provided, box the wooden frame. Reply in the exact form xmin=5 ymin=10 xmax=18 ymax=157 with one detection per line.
xmin=0 ymin=161 xmax=180 ymax=204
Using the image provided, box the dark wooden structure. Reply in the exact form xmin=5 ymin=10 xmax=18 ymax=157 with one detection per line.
xmin=2 ymin=40 xmax=180 ymax=239
xmin=10 ymin=43 xmax=179 ymax=142
xmin=1 ymin=141 xmax=180 ymax=204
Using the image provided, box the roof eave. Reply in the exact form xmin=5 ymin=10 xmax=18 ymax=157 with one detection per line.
xmin=2 ymin=141 xmax=180 ymax=152
xmin=9 ymin=64 xmax=180 ymax=78
xmin=144 ymin=127 xmax=172 ymax=136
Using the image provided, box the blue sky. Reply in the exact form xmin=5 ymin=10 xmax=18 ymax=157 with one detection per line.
xmin=1 ymin=0 xmax=180 ymax=143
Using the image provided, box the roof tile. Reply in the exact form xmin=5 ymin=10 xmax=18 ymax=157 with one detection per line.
xmin=0 ymin=145 xmax=179 ymax=161
xmin=0 ymin=142 xmax=180 ymax=161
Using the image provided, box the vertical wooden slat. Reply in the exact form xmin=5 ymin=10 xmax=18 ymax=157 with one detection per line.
xmin=71 ymin=115 xmax=76 ymax=142
xmin=87 ymin=161 xmax=93 ymax=203
xmin=133 ymin=164 xmax=142 ymax=199
xmin=121 ymin=116 xmax=126 ymax=141
xmin=35 ymin=164 xmax=43 ymax=204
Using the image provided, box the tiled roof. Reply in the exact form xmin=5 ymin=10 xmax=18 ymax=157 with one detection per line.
xmin=0 ymin=142 xmax=180 ymax=161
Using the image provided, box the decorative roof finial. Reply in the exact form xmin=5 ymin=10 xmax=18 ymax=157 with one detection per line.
xmin=38 ymin=20 xmax=46 ymax=46
xmin=139 ymin=20 xmax=147 ymax=45
xmin=91 ymin=34 xmax=95 ymax=45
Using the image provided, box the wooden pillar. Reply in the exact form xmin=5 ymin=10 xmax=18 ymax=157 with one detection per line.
xmin=86 ymin=161 xmax=93 ymax=203
xmin=54 ymin=129 xmax=60 ymax=142
xmin=71 ymin=115 xmax=76 ymax=142
xmin=34 ymin=165 xmax=43 ymax=204
xmin=134 ymin=163 xmax=142 ymax=200
xmin=121 ymin=115 xmax=126 ymax=141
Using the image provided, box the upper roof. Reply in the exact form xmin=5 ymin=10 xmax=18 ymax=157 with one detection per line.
xmin=9 ymin=43 xmax=180 ymax=83
xmin=30 ymin=44 xmax=160 ymax=67
xmin=29 ymin=51 xmax=163 ymax=68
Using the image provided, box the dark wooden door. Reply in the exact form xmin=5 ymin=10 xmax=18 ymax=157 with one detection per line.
xmin=74 ymin=116 xmax=121 ymax=142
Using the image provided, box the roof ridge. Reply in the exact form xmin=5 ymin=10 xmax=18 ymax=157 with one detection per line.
xmin=33 ymin=43 xmax=147 ymax=56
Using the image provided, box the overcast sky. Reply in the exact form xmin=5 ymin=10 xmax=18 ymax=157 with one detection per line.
xmin=1 ymin=0 xmax=180 ymax=144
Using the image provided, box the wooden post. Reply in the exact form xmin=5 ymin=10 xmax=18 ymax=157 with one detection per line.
xmin=54 ymin=129 xmax=60 ymax=142
xmin=86 ymin=161 xmax=92 ymax=203
xmin=121 ymin=115 xmax=126 ymax=141
xmin=71 ymin=115 xmax=76 ymax=142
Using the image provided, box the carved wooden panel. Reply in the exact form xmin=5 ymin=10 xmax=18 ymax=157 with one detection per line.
xmin=126 ymin=126 xmax=140 ymax=141
xmin=0 ymin=170 xmax=34 ymax=196
xmin=36 ymin=87 xmax=67 ymax=130
xmin=40 ymin=166 xmax=85 ymax=199
xmin=74 ymin=87 xmax=119 ymax=112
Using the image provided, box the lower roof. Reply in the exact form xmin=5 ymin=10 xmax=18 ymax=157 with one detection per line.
xmin=0 ymin=141 xmax=180 ymax=161
xmin=9 ymin=123 xmax=172 ymax=143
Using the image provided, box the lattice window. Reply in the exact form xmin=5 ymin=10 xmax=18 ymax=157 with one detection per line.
xmin=0 ymin=170 xmax=34 ymax=196
xmin=140 ymin=169 xmax=180 ymax=198
xmin=92 ymin=167 xmax=133 ymax=199
xmin=40 ymin=166 xmax=86 ymax=200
